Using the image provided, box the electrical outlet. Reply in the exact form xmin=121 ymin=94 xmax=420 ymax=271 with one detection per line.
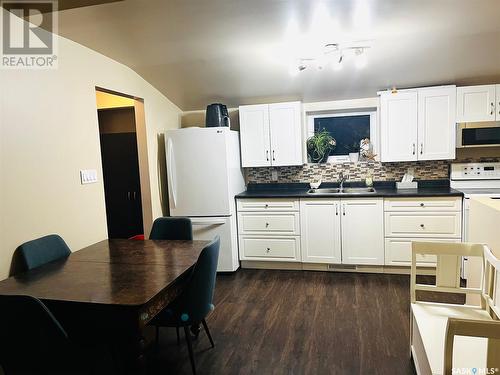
xmin=271 ymin=169 xmax=278 ymax=181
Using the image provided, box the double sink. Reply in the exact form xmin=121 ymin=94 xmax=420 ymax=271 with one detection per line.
xmin=307 ymin=187 xmax=377 ymax=195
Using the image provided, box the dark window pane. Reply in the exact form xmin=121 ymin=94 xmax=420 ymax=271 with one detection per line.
xmin=314 ymin=115 xmax=370 ymax=155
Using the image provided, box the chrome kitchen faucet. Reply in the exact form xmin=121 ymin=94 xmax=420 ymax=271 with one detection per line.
xmin=339 ymin=172 xmax=349 ymax=191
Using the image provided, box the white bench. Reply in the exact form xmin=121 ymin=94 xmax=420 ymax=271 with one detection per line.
xmin=410 ymin=242 xmax=500 ymax=375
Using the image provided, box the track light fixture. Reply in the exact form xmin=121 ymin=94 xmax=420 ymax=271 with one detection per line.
xmin=292 ymin=42 xmax=370 ymax=74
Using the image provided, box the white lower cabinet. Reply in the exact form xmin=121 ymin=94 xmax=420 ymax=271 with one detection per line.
xmin=240 ymin=236 xmax=300 ymax=260
xmin=341 ymin=199 xmax=385 ymax=265
xmin=385 ymin=238 xmax=460 ymax=266
xmin=238 ymin=212 xmax=299 ymax=235
xmin=300 ymin=198 xmax=384 ymax=266
xmin=300 ymin=199 xmax=341 ymax=264
xmin=237 ymin=196 xmax=462 ymax=269
xmin=384 ymin=197 xmax=462 ymax=267
xmin=384 ymin=211 xmax=462 ymax=238
xmin=238 ymin=199 xmax=301 ymax=262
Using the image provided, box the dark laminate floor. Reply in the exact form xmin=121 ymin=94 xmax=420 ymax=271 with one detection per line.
xmin=147 ymin=269 xmax=416 ymax=375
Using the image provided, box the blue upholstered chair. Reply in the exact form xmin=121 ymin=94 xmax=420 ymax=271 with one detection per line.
xmin=17 ymin=234 xmax=71 ymax=271
xmin=149 ymin=217 xmax=193 ymax=240
xmin=149 ymin=235 xmax=220 ymax=375
xmin=0 ymin=295 xmax=85 ymax=374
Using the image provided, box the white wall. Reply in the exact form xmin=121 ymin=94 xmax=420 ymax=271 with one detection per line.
xmin=0 ymin=25 xmax=182 ymax=280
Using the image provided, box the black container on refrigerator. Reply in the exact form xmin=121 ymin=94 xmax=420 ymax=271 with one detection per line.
xmin=206 ymin=103 xmax=230 ymax=127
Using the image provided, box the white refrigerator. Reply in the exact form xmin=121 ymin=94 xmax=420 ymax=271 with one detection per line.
xmin=165 ymin=127 xmax=246 ymax=272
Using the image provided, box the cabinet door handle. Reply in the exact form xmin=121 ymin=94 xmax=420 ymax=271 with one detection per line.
xmin=498 ymin=102 xmax=500 ymax=115
xmin=127 ymin=191 xmax=131 ymax=200
xmin=335 ymin=203 xmax=338 ymax=216
xmin=342 ymin=204 xmax=346 ymax=216
xmin=265 ymin=222 xmax=269 ymax=228
xmin=420 ymin=224 xmax=425 ymax=228
xmin=491 ymin=102 xmax=495 ymax=115
xmin=420 ymin=143 xmax=423 ymax=155
xmin=133 ymin=191 xmax=137 ymax=200
xmin=266 ymin=150 xmax=269 ymax=161
xmin=272 ymin=150 xmax=276 ymax=161
xmin=412 ymin=144 xmax=416 ymax=155
xmin=266 ymin=247 xmax=271 ymax=253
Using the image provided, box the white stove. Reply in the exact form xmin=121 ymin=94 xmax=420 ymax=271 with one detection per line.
xmin=451 ymin=162 xmax=500 ymax=242
xmin=450 ymin=162 xmax=500 ymax=283
xmin=451 ymin=162 xmax=500 ymax=199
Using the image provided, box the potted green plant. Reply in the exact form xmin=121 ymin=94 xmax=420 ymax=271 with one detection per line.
xmin=306 ymin=129 xmax=336 ymax=163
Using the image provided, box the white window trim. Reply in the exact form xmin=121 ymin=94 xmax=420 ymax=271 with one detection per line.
xmin=306 ymin=110 xmax=379 ymax=162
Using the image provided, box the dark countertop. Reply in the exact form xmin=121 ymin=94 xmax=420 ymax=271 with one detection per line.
xmin=236 ymin=180 xmax=463 ymax=199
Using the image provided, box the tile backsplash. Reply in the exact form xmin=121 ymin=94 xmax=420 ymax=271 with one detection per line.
xmin=246 ymin=157 xmax=500 ymax=184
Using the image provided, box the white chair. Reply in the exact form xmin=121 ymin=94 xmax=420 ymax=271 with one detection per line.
xmin=410 ymin=242 xmax=500 ymax=375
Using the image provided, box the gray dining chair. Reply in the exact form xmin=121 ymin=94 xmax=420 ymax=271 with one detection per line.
xmin=17 ymin=234 xmax=71 ymax=272
xmin=0 ymin=294 xmax=88 ymax=374
xmin=149 ymin=235 xmax=220 ymax=375
xmin=149 ymin=217 xmax=193 ymax=240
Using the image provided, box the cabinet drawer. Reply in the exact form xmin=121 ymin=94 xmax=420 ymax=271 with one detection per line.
xmin=384 ymin=197 xmax=462 ymax=212
xmin=237 ymin=199 xmax=299 ymax=212
xmin=385 ymin=212 xmax=461 ymax=238
xmin=238 ymin=212 xmax=299 ymax=235
xmin=239 ymin=236 xmax=300 ymax=260
xmin=385 ymin=238 xmax=460 ymax=266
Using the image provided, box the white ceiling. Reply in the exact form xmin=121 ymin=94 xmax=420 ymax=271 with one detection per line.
xmin=56 ymin=0 xmax=500 ymax=110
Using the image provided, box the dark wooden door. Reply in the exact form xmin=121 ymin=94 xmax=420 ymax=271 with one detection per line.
xmin=99 ymin=129 xmax=143 ymax=239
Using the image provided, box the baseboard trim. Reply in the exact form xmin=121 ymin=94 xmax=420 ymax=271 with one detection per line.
xmin=240 ymin=261 xmax=436 ymax=275
xmin=240 ymin=261 xmax=302 ymax=270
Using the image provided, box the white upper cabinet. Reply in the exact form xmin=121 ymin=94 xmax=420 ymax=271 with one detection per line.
xmin=300 ymin=199 xmax=341 ymax=264
xmin=239 ymin=104 xmax=271 ymax=167
xmin=456 ymin=85 xmax=496 ymax=123
xmin=239 ymin=101 xmax=302 ymax=167
xmin=341 ymin=199 xmax=384 ymax=265
xmin=380 ymin=86 xmax=456 ymax=162
xmin=417 ymin=86 xmax=456 ymax=160
xmin=268 ymin=102 xmax=303 ymax=166
xmin=380 ymin=91 xmax=418 ymax=162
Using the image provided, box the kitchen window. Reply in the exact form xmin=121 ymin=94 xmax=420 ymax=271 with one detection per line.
xmin=307 ymin=111 xmax=378 ymax=161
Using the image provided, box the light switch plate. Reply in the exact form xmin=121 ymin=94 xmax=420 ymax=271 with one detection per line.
xmin=80 ymin=169 xmax=98 ymax=184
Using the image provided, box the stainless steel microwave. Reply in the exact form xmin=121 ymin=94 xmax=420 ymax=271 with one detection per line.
xmin=456 ymin=122 xmax=500 ymax=148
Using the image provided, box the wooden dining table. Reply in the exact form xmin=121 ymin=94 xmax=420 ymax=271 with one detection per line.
xmin=0 ymin=239 xmax=209 ymax=373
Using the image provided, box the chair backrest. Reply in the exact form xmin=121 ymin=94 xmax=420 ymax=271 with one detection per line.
xmin=411 ymin=241 xmax=485 ymax=303
xmin=149 ymin=217 xmax=193 ymax=240
xmin=443 ymin=247 xmax=500 ymax=374
xmin=18 ymin=234 xmax=71 ymax=271
xmin=179 ymin=235 xmax=220 ymax=323
xmin=482 ymin=245 xmax=500 ymax=319
xmin=0 ymin=295 xmax=71 ymax=373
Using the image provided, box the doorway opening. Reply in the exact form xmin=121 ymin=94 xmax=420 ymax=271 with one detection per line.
xmin=95 ymin=88 xmax=153 ymax=239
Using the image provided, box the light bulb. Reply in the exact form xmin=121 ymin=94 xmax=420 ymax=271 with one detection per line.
xmin=289 ymin=63 xmax=306 ymax=76
xmin=333 ymin=55 xmax=343 ymax=71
